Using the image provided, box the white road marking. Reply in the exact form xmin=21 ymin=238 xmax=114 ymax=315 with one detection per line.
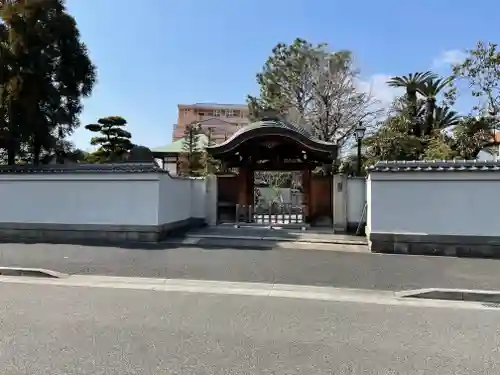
xmin=0 ymin=275 xmax=499 ymax=311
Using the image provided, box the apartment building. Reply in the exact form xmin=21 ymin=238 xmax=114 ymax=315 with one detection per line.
xmin=172 ymin=103 xmax=250 ymax=144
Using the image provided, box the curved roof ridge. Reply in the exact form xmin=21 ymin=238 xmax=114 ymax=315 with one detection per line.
xmin=212 ymin=119 xmax=335 ymax=149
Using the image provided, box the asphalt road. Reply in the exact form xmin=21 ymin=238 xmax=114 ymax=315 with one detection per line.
xmin=0 ymin=282 xmax=499 ymax=374
xmin=2 ymin=242 xmax=500 ymax=291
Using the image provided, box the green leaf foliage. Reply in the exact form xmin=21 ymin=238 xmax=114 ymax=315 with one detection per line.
xmin=247 ymin=38 xmax=382 ymax=151
xmin=247 ymin=38 xmax=323 ymax=121
xmin=362 ymin=79 xmax=498 ymax=165
xmin=85 ymin=116 xmax=134 ymax=163
xmin=179 ymin=122 xmax=205 ymax=176
xmin=0 ymin=0 xmax=96 ymax=165
xmin=204 ymin=127 xmax=221 ymax=174
xmin=450 ymin=41 xmax=500 ymax=115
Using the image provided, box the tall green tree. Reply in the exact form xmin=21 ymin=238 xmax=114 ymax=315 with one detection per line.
xmin=418 ymin=76 xmax=454 ymax=135
xmin=180 ymin=122 xmax=204 ymax=176
xmin=85 ymin=116 xmax=133 ymax=163
xmin=443 ymin=41 xmax=500 ymax=158
xmin=0 ymin=18 xmax=14 ymax=164
xmin=247 ymin=39 xmax=318 ymax=122
xmin=432 ymin=106 xmax=461 ymax=130
xmin=451 ymin=116 xmax=495 ymax=159
xmin=0 ymin=0 xmax=96 ymax=165
xmin=248 ymin=38 xmax=381 ymax=150
xmin=40 ymin=139 xmax=86 ymax=164
xmin=363 ymin=86 xmax=494 ymax=164
xmin=387 ymin=71 xmax=437 ymax=135
xmin=375 ymin=71 xmax=461 ymax=162
xmin=363 ymin=113 xmax=424 ymax=165
xmin=204 ymin=127 xmax=220 ymax=174
xmin=0 ymin=4 xmax=25 ymax=165
xmin=449 ymin=41 xmax=500 ymax=117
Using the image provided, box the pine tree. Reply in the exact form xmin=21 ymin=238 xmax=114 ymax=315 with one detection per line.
xmin=204 ymin=127 xmax=220 ymax=174
xmin=180 ymin=122 xmax=204 ymax=176
xmin=85 ymin=116 xmax=134 ymax=162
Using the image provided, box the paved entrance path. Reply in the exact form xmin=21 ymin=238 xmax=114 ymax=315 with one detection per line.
xmin=186 ymin=225 xmax=367 ymax=245
xmin=2 ymin=242 xmax=500 ymax=291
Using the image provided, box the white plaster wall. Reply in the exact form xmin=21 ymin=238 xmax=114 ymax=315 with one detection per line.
xmin=346 ymin=177 xmax=366 ymax=224
xmin=205 ymin=175 xmax=217 ymax=226
xmin=477 ymin=146 xmax=500 ymax=161
xmin=367 ymin=172 xmax=500 ymax=237
xmin=0 ymin=174 xmax=160 ymax=226
xmin=154 ymin=159 xmax=178 ymax=175
xmin=366 ymin=178 xmax=372 ymax=235
xmin=164 ymin=162 xmax=178 ymax=175
xmin=332 ymin=174 xmax=347 ymax=232
xmin=158 ymin=174 xmax=192 ymax=224
xmin=0 ymin=172 xmax=207 ymax=228
xmin=157 ymin=175 xmax=206 ymax=224
xmin=477 ymin=150 xmax=495 ymax=161
xmin=190 ymin=178 xmax=206 ymax=218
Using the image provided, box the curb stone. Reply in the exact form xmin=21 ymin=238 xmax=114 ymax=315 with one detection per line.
xmin=0 ymin=267 xmax=67 ymax=279
xmin=397 ymin=288 xmax=500 ymax=303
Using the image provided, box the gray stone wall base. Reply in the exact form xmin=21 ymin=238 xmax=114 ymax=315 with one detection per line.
xmin=369 ymin=233 xmax=500 ymax=258
xmin=0 ymin=218 xmax=206 ymax=245
xmin=346 ymin=222 xmax=365 ymax=236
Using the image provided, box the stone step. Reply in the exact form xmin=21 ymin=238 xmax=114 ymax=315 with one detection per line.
xmin=165 ymin=237 xmax=369 ymax=252
xmin=185 ymin=233 xmax=367 ymax=246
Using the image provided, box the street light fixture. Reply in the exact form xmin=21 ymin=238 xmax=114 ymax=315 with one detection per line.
xmin=355 ymin=122 xmax=366 ymax=176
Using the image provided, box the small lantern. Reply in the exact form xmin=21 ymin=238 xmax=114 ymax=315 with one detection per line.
xmin=355 ymin=123 xmax=366 ymax=141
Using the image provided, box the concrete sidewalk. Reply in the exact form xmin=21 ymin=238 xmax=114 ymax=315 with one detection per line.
xmin=2 ymin=274 xmax=499 ymax=311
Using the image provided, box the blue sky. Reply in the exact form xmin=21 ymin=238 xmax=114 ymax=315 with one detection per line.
xmin=65 ymin=0 xmax=499 ymax=150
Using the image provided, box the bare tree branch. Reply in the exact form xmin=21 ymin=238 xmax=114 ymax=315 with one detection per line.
xmin=308 ymin=50 xmax=383 ymax=151
xmin=248 ymin=40 xmax=383 ymax=157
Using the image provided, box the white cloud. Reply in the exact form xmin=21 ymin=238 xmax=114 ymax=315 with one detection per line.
xmin=357 ymin=74 xmax=403 ymax=110
xmin=356 ymin=49 xmax=468 ymax=112
xmin=432 ymin=49 xmax=466 ymax=68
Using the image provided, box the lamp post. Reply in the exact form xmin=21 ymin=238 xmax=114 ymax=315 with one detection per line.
xmin=354 ymin=122 xmax=366 ymax=176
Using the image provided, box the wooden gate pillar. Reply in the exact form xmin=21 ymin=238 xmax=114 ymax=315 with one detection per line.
xmin=247 ymin=168 xmax=254 ymax=206
xmin=301 ymin=168 xmax=311 ymax=222
xmin=237 ymin=167 xmax=253 ymax=206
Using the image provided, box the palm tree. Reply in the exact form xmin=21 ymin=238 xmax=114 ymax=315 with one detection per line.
xmin=418 ymin=76 xmax=454 ymax=135
xmin=433 ymin=106 xmax=460 ymax=129
xmin=387 ymin=71 xmax=437 ymax=135
xmin=387 ymin=72 xmax=437 ymax=108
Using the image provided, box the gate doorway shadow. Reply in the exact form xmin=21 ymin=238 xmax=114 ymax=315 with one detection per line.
xmin=208 ymin=114 xmax=337 ymax=228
